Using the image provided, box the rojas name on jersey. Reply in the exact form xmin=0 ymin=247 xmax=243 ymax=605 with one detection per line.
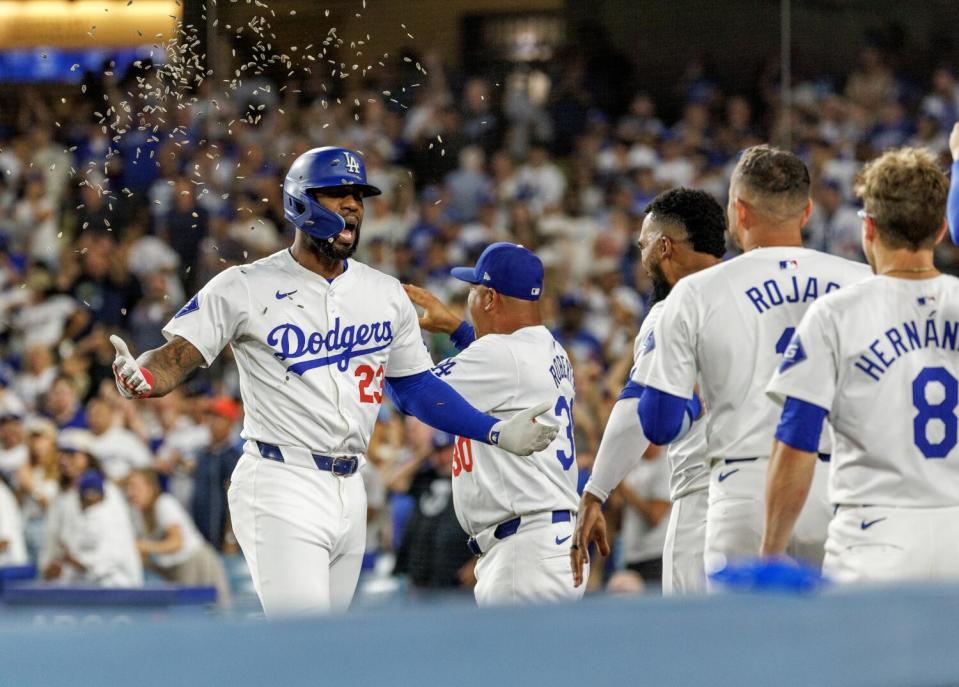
xmin=267 ymin=318 xmax=394 ymax=375
xmin=745 ymin=275 xmax=841 ymax=314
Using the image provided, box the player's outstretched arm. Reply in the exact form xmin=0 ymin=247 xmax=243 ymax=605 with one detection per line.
xmin=111 ymin=334 xmax=205 ymax=399
xmin=386 ymin=372 xmax=558 ymax=455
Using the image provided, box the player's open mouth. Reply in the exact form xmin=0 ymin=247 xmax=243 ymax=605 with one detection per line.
xmin=337 ymin=217 xmax=358 ymax=243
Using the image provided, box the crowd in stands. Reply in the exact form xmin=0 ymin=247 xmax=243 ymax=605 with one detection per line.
xmin=1 ymin=37 xmax=959 ymax=602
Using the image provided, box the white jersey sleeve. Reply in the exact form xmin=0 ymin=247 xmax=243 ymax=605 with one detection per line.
xmin=766 ymin=299 xmax=838 ymax=411
xmin=585 ymin=306 xmax=661 ymax=501
xmin=429 ymin=336 xmax=517 ymax=412
xmin=640 ymin=279 xmax=700 ymax=399
xmin=384 ymin=283 xmax=433 ymax=378
xmin=162 ymin=266 xmax=250 ymax=367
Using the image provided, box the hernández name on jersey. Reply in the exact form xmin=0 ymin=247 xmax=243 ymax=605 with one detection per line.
xmin=745 ymin=269 xmax=841 ymax=314
xmin=853 ymin=317 xmax=959 ymax=382
xmin=268 ymin=319 xmax=394 ymax=375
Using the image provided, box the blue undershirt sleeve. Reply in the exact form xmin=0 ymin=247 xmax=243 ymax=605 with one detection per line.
xmin=775 ymin=397 xmax=829 ymax=453
xmin=637 ymin=387 xmax=698 ymax=445
xmin=449 ymin=321 xmax=476 ymax=351
xmin=949 ymin=161 xmax=959 ymax=246
xmin=617 ymin=380 xmax=645 ymax=402
xmin=385 ymin=371 xmax=497 ymax=443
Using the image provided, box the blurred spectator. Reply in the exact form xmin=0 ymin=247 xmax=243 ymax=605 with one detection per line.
xmin=0 ymin=474 xmax=27 ymax=566
xmin=127 ymin=469 xmax=231 ymax=608
xmin=515 ymin=144 xmax=566 ymax=215
xmin=191 ymin=397 xmax=241 ymax=551
xmin=42 ymin=375 xmax=87 ymax=429
xmin=12 ymin=344 xmax=58 ymax=412
xmin=158 ymin=178 xmax=209 ymax=280
xmin=613 ymin=448 xmax=670 ymax=590
xmin=552 ymin=293 xmax=604 ymax=366
xmin=0 ymin=409 xmax=28 ymax=481
xmin=40 ymin=429 xmax=140 ymax=585
xmin=86 ymin=396 xmax=153 ymax=482
xmin=445 ymin=146 xmax=493 ymax=224
xmin=391 ymin=427 xmax=474 ymax=594
xmin=12 ymin=172 xmax=58 ymax=267
xmin=148 ymin=390 xmax=210 ymax=507
xmin=54 ymin=470 xmax=143 ymax=587
xmin=805 ymin=178 xmax=863 ymax=261
xmin=15 ymin=417 xmax=60 ymax=557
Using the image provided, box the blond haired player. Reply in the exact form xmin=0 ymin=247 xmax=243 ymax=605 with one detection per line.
xmin=109 ymin=147 xmax=557 ymax=615
xmin=404 ymin=243 xmax=583 ymax=606
xmin=636 ymin=146 xmax=871 ymax=582
xmin=763 ymin=147 xmax=959 ymax=582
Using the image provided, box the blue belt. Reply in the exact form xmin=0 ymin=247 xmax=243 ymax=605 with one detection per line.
xmin=467 ymin=510 xmax=572 ymax=556
xmin=255 ymin=441 xmax=359 ymax=477
xmin=723 ymin=454 xmax=831 ymax=464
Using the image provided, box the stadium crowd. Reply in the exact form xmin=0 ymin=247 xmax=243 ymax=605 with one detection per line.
xmin=1 ymin=38 xmax=959 ymax=602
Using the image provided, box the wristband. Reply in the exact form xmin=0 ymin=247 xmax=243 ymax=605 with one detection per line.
xmin=140 ymin=367 xmax=155 ymax=394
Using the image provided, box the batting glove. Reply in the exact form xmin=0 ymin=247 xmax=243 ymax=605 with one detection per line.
xmin=489 ymin=401 xmax=559 ymax=456
xmin=110 ymin=335 xmax=154 ymax=399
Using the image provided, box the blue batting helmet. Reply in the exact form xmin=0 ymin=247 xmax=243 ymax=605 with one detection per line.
xmin=282 ymin=147 xmax=382 ymax=240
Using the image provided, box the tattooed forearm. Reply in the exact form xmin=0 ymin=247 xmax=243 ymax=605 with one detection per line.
xmin=137 ymin=336 xmax=206 ymax=397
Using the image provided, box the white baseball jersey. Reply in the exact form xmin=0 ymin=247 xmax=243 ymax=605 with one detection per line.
xmin=632 ymin=301 xmax=709 ymax=500
xmin=163 ymin=249 xmax=433 ymax=456
xmin=430 ymin=325 xmax=578 ymax=535
xmin=641 ymin=247 xmax=871 ymax=460
xmin=767 ymin=274 xmax=959 ymax=507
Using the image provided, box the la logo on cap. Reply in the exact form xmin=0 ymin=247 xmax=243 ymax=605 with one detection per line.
xmin=483 ymin=272 xmax=491 ymax=280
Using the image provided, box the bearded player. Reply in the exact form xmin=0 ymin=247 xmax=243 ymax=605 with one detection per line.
xmin=109 ymin=147 xmax=558 ymax=615
xmin=572 ymin=188 xmax=726 ymax=594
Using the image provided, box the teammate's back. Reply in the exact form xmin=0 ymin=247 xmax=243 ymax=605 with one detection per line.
xmin=655 ymin=246 xmax=870 ymax=459
xmin=439 ymin=325 xmax=578 ymax=535
xmin=762 ymin=146 xmax=959 ymax=583
xmin=774 ymin=273 xmax=959 ymax=506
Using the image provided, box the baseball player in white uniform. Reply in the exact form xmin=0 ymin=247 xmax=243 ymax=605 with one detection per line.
xmin=763 ymin=147 xmax=959 ymax=582
xmin=109 ymin=147 xmax=558 ymax=615
xmin=636 ymin=146 xmax=871 ymax=583
xmin=572 ymin=188 xmax=727 ymax=595
xmin=403 ymin=243 xmax=583 ymax=606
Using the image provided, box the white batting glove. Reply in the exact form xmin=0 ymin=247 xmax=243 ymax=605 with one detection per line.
xmin=489 ymin=401 xmax=559 ymax=456
xmin=110 ymin=335 xmax=154 ymax=399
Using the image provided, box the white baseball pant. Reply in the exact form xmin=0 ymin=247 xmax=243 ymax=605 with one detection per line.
xmin=228 ymin=447 xmax=367 ymax=615
xmin=662 ymin=488 xmax=708 ymax=595
xmin=703 ymin=456 xmax=831 ymax=589
xmin=473 ymin=512 xmax=586 ymax=607
xmin=824 ymin=505 xmax=959 ymax=584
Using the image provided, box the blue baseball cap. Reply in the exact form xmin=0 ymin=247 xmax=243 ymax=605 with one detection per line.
xmin=450 ymin=242 xmax=544 ymax=301
xmin=78 ymin=470 xmax=104 ymax=497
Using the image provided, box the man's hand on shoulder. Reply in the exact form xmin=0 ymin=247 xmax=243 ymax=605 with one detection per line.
xmin=403 ymin=283 xmax=462 ymax=334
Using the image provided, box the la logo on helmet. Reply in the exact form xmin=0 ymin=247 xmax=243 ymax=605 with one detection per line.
xmin=343 ymin=152 xmax=361 ymax=175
